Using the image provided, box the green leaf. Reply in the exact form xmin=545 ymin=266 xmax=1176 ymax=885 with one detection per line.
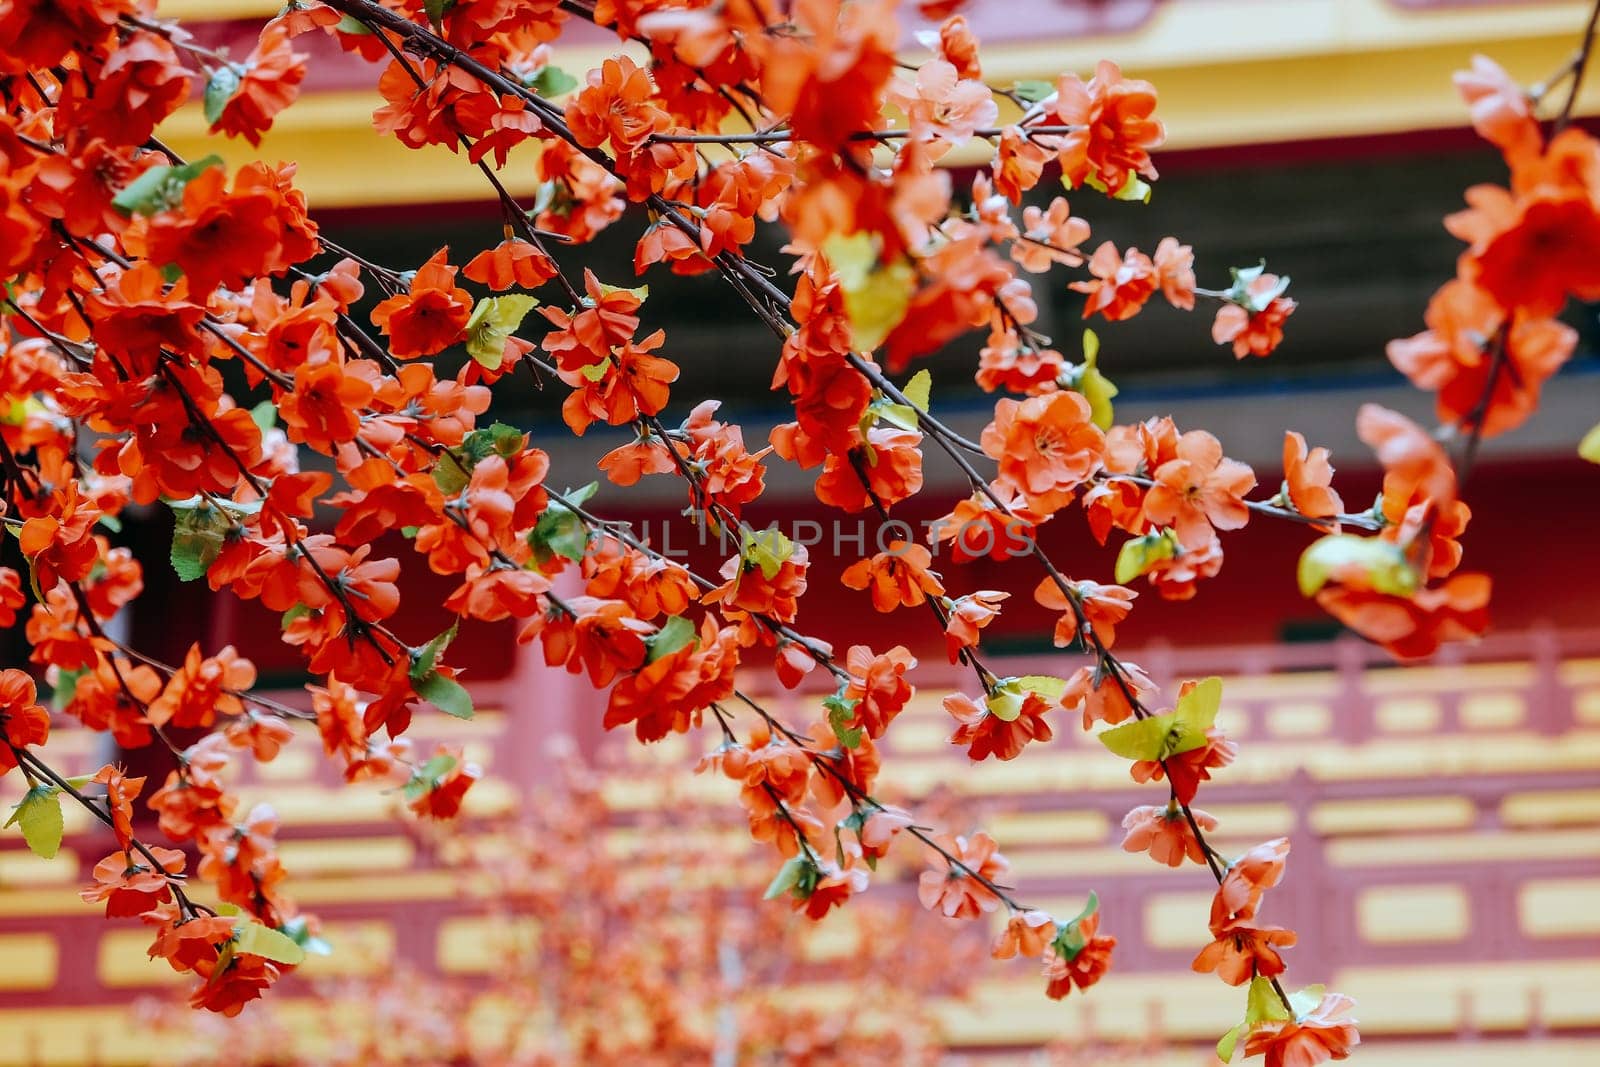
xmin=410 ymin=622 xmax=459 ymax=680
xmin=1216 ymin=1023 xmax=1246 ymax=1063
xmin=413 ymin=671 xmax=474 ymax=720
xmin=1011 ymin=80 xmax=1055 ymax=104
xmin=464 ymin=294 xmax=540 ymax=370
xmin=423 ymin=0 xmax=454 ymax=32
xmin=112 ymin=155 xmax=224 ymax=217
xmin=1069 ymin=889 xmax=1099 ymax=926
xmin=1246 ymin=976 xmax=1293 ymax=1024
xmin=281 ymin=602 xmax=310 ymax=630
xmin=169 ymin=501 xmax=233 ymax=582
xmin=528 ymin=488 xmax=594 ymax=566
xmin=763 ymin=855 xmax=806 ymax=900
xmin=1297 ymin=533 xmax=1417 ymax=598
xmin=403 ymin=753 xmax=459 ymax=800
xmin=203 ymin=65 xmax=243 ymax=126
xmin=51 ymin=668 xmax=86 ymax=712
xmin=1580 ymin=421 xmax=1600 ymax=464
xmin=279 ymin=915 xmax=332 ymax=957
xmin=233 ymin=920 xmax=308 ymax=965
xmin=4 ymin=786 xmax=63 ymax=859
xmin=824 ymin=690 xmax=863 ymax=749
xmin=249 ymin=400 xmax=278 ymax=433
xmin=1226 ymin=262 xmax=1291 ymax=311
xmin=1114 ymin=529 xmax=1177 ymax=584
xmin=1097 ymin=676 xmax=1222 ymax=761
xmin=333 ymin=13 xmax=372 ymax=34
xmin=529 ymin=65 xmax=578 ymax=97
xmin=645 ymin=615 xmax=696 ymax=664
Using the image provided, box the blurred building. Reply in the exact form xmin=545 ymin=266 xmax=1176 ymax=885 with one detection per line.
xmin=2 ymin=0 xmax=1600 ymax=1064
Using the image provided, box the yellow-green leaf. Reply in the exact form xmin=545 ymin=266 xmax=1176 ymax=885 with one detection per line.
xmin=233 ymin=920 xmax=308 ymax=965
xmin=1078 ymin=329 xmax=1118 ymax=430
xmin=1297 ymin=534 xmax=1417 ymax=598
xmin=464 ymin=294 xmax=539 ymax=370
xmin=1287 ymin=984 xmax=1326 ymax=1018
xmin=1097 ymin=676 xmax=1222 ymax=761
xmin=741 ymin=526 xmax=794 ymax=581
xmin=901 ymin=369 xmax=932 ymax=414
xmin=1216 ymin=1023 xmax=1246 ymax=1063
xmin=1114 ymin=529 xmax=1177 ymax=585
xmin=986 ymin=685 xmax=1026 ymax=722
xmin=1014 ymin=675 xmax=1068 ymax=701
xmin=4 ymin=786 xmax=63 ymax=859
xmin=1579 ymin=420 xmax=1600 ymax=464
xmin=823 ymin=232 xmax=915 ymax=353
xmin=1246 ymin=975 xmax=1292 ymax=1024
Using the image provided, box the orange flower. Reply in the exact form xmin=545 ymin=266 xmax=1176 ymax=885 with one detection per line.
xmin=1282 ymin=431 xmax=1344 ymax=524
xmin=887 ymin=58 xmax=997 ymax=159
xmin=935 ymin=13 xmax=981 ymax=80
xmin=945 ymin=687 xmax=1053 ymax=761
xmin=0 ymin=568 xmax=23 ymax=627
xmin=944 ymin=590 xmax=1007 ymax=663
xmin=1192 ymin=924 xmax=1297 ymax=986
xmin=1120 ymin=803 xmax=1216 ymax=867
xmin=1046 ymin=60 xmax=1163 ymax=194
xmin=856 ymin=804 xmax=913 ymax=862
xmin=814 ymin=427 xmax=924 ymax=513
xmin=0 ymin=669 xmax=49 ymax=777
xmin=842 ymin=644 xmax=917 ymax=740
xmin=147 ymin=645 xmax=256 ymax=730
xmin=1153 ymin=236 xmax=1196 ymax=309
xmin=993 ymin=125 xmax=1050 ymax=202
xmin=1011 ymin=196 xmax=1090 ymax=273
xmin=92 ymin=764 xmax=147 ymax=849
xmin=463 ymin=238 xmax=557 ymax=291
xmin=1033 ymin=577 xmax=1135 ymax=649
xmin=1316 ymin=571 xmax=1491 ymax=661
xmin=208 ymin=20 xmax=306 ymax=147
xmin=1387 ymin=279 xmax=1575 ymax=438
xmin=1212 ymin=273 xmax=1297 ymax=358
xmin=81 ymin=847 xmax=185 ymax=918
xmin=1356 ymin=404 xmax=1455 ymax=523
xmin=140 ymin=165 xmax=286 ymax=296
xmin=706 ymin=538 xmax=809 ymax=623
xmin=1448 ymin=181 xmax=1600 ymax=317
xmin=1243 ymin=991 xmax=1360 ymax=1067
xmin=1215 ymin=837 xmax=1291 ymax=925
xmin=1132 ymin=725 xmax=1237 ymax=804
xmin=982 ymin=390 xmax=1105 ymax=513
xmin=917 ymin=831 xmax=1008 ymax=919
xmin=408 ymin=746 xmax=481 ymax=820
xmin=992 ymin=910 xmax=1055 ymax=960
xmin=927 ymin=485 xmax=1041 ymax=563
xmin=1143 ymin=535 xmax=1226 ymax=601
xmin=370 ymin=249 xmax=473 ymax=359
xmin=1041 ymin=911 xmax=1116 ymax=999
xmin=1142 ymin=430 xmax=1255 ymax=549
xmin=1062 ymin=660 xmax=1155 ymax=731
xmin=1071 ymin=242 xmax=1156 ymax=321
xmin=566 ymin=56 xmax=671 ymax=154
xmin=1455 ymin=54 xmax=1541 ymax=165
xmin=840 ymin=541 xmax=944 ymax=612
